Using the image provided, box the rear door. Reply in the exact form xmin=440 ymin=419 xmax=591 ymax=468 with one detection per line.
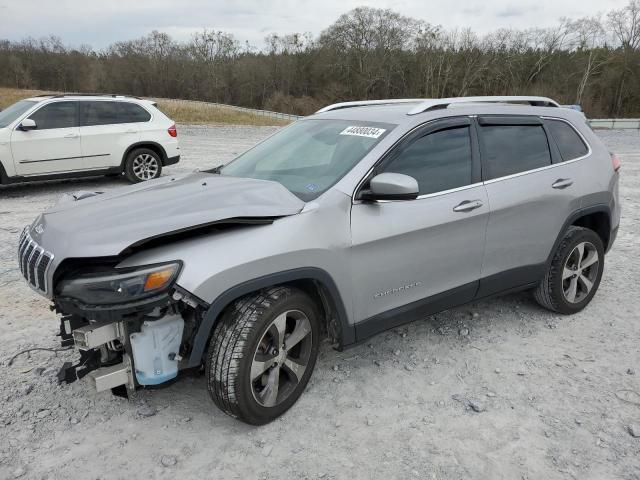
xmin=79 ymin=101 xmax=143 ymax=168
xmin=11 ymin=101 xmax=82 ymax=175
xmin=350 ymin=118 xmax=489 ymax=336
xmin=477 ymin=115 xmax=586 ymax=296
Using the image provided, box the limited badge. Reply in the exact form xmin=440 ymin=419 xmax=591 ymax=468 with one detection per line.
xmin=339 ymin=126 xmax=386 ymax=139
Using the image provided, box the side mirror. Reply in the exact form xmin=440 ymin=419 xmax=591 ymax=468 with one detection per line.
xmin=19 ymin=119 xmax=37 ymax=131
xmin=360 ymin=173 xmax=419 ymax=201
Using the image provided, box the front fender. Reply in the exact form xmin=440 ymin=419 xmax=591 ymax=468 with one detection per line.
xmin=185 ymin=267 xmax=354 ymax=367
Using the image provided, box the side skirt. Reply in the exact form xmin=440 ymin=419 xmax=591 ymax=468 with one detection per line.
xmin=354 ymin=281 xmax=478 ymax=343
xmin=352 ymin=265 xmax=546 ymax=346
xmin=2 ymin=166 xmax=122 ymax=185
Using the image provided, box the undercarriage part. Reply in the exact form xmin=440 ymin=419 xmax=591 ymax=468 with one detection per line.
xmin=86 ymin=354 xmax=134 ymax=392
xmin=73 ymin=321 xmax=124 ymax=350
xmin=57 ymin=315 xmax=88 ymax=347
xmin=57 ymin=348 xmax=101 ymax=384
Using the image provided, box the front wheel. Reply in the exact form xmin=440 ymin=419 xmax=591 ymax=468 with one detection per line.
xmin=534 ymin=226 xmax=604 ymax=314
xmin=206 ymin=286 xmax=321 ymax=425
xmin=124 ymin=148 xmax=162 ymax=183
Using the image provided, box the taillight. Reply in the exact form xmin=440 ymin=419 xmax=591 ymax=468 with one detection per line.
xmin=611 ymin=153 xmax=621 ymax=172
xmin=168 ymin=124 xmax=177 ymax=137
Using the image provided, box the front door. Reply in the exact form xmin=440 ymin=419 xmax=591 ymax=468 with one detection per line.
xmin=11 ymin=101 xmax=82 ymax=176
xmin=350 ymin=118 xmax=489 ymax=339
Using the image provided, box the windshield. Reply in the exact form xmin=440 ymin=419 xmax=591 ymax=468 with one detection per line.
xmin=220 ymin=119 xmax=395 ymax=201
xmin=0 ymin=100 xmax=37 ymax=128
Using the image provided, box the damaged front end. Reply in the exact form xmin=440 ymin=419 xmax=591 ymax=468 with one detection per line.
xmin=51 ymin=260 xmax=208 ymax=397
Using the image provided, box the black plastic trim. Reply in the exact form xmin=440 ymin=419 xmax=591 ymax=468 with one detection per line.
xmin=164 ymin=155 xmax=180 ymax=166
xmin=477 ymin=115 xmax=543 ymax=126
xmin=476 ymin=264 xmax=545 ymax=299
xmin=355 ymin=281 xmax=478 ymax=343
xmin=19 ymin=153 xmax=109 ymax=164
xmin=187 ymin=267 xmax=353 ymax=367
xmin=546 ymin=204 xmax=612 ymax=267
xmin=55 ymin=292 xmax=173 ymax=323
xmin=1 ymin=166 xmax=122 ymax=185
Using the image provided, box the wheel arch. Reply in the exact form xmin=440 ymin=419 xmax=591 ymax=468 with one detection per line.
xmin=547 ymin=204 xmax=612 ymax=268
xmin=186 ymin=267 xmax=354 ymax=367
xmin=121 ymin=141 xmax=169 ymax=169
xmin=0 ymin=160 xmax=7 ymax=184
xmin=571 ymin=210 xmax=611 ymax=251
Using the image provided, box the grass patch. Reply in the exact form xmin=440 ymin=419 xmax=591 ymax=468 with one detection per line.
xmin=0 ymin=88 xmax=291 ymax=126
xmin=0 ymin=88 xmax=48 ymax=109
xmin=154 ymin=99 xmax=290 ymax=126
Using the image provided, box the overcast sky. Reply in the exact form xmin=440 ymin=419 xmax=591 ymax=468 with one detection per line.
xmin=0 ymin=0 xmax=630 ymax=49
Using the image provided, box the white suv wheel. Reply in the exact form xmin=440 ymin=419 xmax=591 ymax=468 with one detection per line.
xmin=125 ymin=148 xmax=162 ymax=183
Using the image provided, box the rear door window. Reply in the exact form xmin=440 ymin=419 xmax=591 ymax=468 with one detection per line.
xmin=119 ymin=102 xmax=152 ymax=123
xmin=479 ymin=123 xmax=551 ymax=180
xmin=81 ymin=101 xmax=122 ymax=126
xmin=28 ymin=101 xmax=78 ymax=130
xmin=545 ymin=119 xmax=589 ymax=161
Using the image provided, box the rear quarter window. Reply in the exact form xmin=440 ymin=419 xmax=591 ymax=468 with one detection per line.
xmin=119 ymin=102 xmax=152 ymax=123
xmin=545 ymin=119 xmax=589 ymax=161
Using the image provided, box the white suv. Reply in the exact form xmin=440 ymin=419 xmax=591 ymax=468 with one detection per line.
xmin=0 ymin=94 xmax=180 ymax=184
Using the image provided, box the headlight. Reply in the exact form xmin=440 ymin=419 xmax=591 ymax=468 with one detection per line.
xmin=57 ymin=262 xmax=181 ymax=305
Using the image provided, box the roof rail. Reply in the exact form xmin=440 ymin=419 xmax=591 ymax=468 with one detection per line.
xmin=316 ymin=99 xmax=424 ymax=113
xmin=407 ymin=96 xmax=560 ymax=115
xmin=34 ymin=93 xmax=142 ymax=100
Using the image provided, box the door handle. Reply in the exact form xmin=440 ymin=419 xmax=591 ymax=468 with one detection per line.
xmin=453 ymin=200 xmax=483 ymax=212
xmin=64 ymin=133 xmax=79 ymax=139
xmin=552 ymin=178 xmax=573 ymax=189
xmin=125 ymin=129 xmax=137 ymax=133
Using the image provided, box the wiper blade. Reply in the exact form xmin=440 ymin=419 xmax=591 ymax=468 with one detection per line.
xmin=203 ymin=165 xmax=223 ymax=174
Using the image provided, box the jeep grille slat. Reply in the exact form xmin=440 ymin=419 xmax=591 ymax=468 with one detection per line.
xmin=17 ymin=228 xmax=54 ymax=295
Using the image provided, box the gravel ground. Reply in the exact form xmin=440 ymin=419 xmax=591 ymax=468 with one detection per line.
xmin=0 ymin=126 xmax=639 ymax=480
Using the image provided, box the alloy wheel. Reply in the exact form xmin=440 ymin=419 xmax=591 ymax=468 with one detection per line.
xmin=132 ymin=153 xmax=159 ymax=180
xmin=562 ymin=241 xmax=599 ymax=303
xmin=250 ymin=310 xmax=313 ymax=408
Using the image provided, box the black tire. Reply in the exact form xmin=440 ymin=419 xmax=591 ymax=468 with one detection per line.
xmin=124 ymin=148 xmax=162 ymax=183
xmin=205 ymin=286 xmax=321 ymax=425
xmin=534 ymin=226 xmax=604 ymax=314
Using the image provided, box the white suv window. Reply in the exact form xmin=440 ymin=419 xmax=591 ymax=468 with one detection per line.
xmin=28 ymin=101 xmax=79 ymax=130
xmin=81 ymin=101 xmax=151 ymax=126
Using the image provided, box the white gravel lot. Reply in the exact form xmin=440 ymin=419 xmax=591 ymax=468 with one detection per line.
xmin=0 ymin=126 xmax=639 ymax=480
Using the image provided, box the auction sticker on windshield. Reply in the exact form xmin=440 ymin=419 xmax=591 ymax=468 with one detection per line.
xmin=339 ymin=126 xmax=386 ymax=139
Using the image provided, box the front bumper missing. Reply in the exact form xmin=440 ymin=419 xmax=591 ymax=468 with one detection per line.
xmin=57 ymin=317 xmax=136 ymax=395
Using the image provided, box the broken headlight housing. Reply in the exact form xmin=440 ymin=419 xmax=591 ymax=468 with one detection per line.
xmin=57 ymin=262 xmax=181 ymax=305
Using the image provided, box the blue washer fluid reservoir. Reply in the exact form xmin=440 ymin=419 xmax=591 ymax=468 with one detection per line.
xmin=130 ymin=314 xmax=184 ymax=385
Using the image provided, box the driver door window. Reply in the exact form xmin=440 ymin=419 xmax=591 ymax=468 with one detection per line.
xmin=382 ymin=126 xmax=473 ymax=195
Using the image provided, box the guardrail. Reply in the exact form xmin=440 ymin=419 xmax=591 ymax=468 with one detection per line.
xmin=589 ymin=119 xmax=640 ymax=130
xmin=149 ymin=97 xmax=303 ymax=122
xmin=151 ymin=97 xmax=640 ymax=129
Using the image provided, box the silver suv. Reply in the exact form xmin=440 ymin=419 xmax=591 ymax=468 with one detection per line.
xmin=19 ymin=96 xmax=620 ymax=425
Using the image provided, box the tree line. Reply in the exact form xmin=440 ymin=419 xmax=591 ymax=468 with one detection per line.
xmin=0 ymin=1 xmax=639 ymax=117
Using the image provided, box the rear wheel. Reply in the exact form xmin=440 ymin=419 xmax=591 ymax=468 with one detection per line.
xmin=205 ymin=286 xmax=320 ymax=425
xmin=534 ymin=226 xmax=604 ymax=314
xmin=124 ymin=148 xmax=162 ymax=183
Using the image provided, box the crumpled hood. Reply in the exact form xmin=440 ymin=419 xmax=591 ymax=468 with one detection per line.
xmin=29 ymin=172 xmax=305 ymax=261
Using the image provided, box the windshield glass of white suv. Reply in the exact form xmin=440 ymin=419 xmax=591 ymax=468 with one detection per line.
xmin=0 ymin=100 xmax=37 ymax=128
xmin=220 ymin=119 xmax=395 ymax=201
